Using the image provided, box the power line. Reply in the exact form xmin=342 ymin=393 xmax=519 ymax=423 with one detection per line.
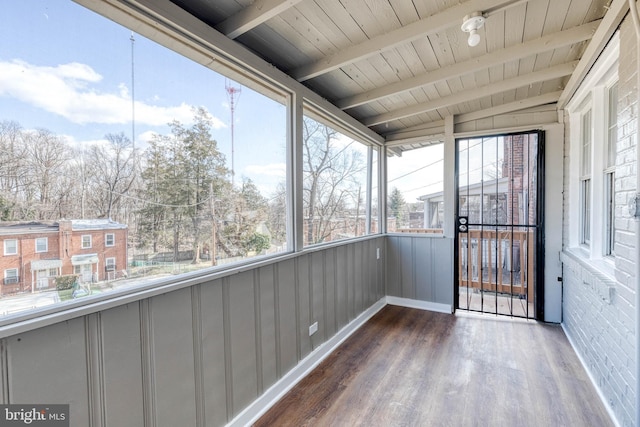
xmin=107 ymin=188 xmax=212 ymax=209
xmin=388 ymin=158 xmax=443 ymax=183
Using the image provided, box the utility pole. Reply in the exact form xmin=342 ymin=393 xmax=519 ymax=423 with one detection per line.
xmin=225 ymin=79 xmax=241 ymax=187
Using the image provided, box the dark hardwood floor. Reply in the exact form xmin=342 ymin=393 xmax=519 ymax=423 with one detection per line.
xmin=255 ymin=305 xmax=613 ymax=427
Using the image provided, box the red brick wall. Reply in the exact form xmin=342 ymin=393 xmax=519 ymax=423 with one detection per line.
xmin=1 ymin=225 xmax=128 ymax=292
xmin=0 ymin=231 xmax=61 ymax=293
xmin=63 ymin=229 xmax=128 ymax=280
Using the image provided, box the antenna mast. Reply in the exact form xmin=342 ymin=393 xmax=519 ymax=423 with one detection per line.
xmin=130 ymin=32 xmax=136 ymax=155
xmin=225 ymin=79 xmax=241 ymax=187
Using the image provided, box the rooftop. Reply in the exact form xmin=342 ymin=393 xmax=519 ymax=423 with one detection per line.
xmin=0 ymin=219 xmax=127 ymax=235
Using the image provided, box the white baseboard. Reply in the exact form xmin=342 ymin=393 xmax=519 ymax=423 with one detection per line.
xmin=227 ymin=297 xmax=387 ymax=427
xmin=385 ymin=296 xmax=452 ymax=314
xmin=561 ymin=323 xmax=621 ymax=427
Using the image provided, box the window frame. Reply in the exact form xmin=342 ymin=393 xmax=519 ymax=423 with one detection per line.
xmin=604 ymin=82 xmax=618 ymax=257
xmin=35 ymin=237 xmax=48 ymax=253
xmin=105 ymin=233 xmax=115 ymax=247
xmin=566 ymin=32 xmax=619 ymax=261
xmin=0 ymin=0 xmax=387 ymax=325
xmin=81 ymin=235 xmax=92 ymax=249
xmin=301 ymin=103 xmax=382 ymax=248
xmin=4 ymin=268 xmax=19 ymax=285
xmin=579 ymin=109 xmax=592 ymax=246
xmin=4 ymin=239 xmax=18 ymax=256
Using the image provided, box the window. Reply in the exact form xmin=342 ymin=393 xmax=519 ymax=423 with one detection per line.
xmin=105 ymin=258 xmax=116 ymax=271
xmin=35 ymin=237 xmax=48 ymax=253
xmin=387 ymin=144 xmax=444 ymax=232
xmin=567 ymin=32 xmax=618 ymax=260
xmin=0 ymin=1 xmax=291 ymax=316
xmin=369 ymin=146 xmax=380 ymax=233
xmin=4 ymin=240 xmax=17 ymax=256
xmin=301 ymin=114 xmax=373 ymax=246
xmin=580 ymin=110 xmax=592 ymax=245
xmin=4 ymin=269 xmax=18 ymax=285
xmin=605 ymin=83 xmax=618 ymax=256
xmin=49 ymin=268 xmax=58 ymax=277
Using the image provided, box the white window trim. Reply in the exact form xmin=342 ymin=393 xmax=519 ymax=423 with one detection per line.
xmin=604 ymin=83 xmax=618 ymax=257
xmin=4 ymin=268 xmax=18 ymax=284
xmin=35 ymin=237 xmax=48 ymax=253
xmin=105 ymin=233 xmax=115 ymax=247
xmin=4 ymin=239 xmax=18 ymax=256
xmin=566 ymin=32 xmax=619 ymax=261
xmin=81 ymin=235 xmax=92 ymax=249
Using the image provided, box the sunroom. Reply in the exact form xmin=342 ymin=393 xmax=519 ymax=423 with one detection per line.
xmin=0 ymin=0 xmax=637 ymax=426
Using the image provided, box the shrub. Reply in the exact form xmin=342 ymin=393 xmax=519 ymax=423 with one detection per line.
xmin=55 ymin=275 xmax=78 ymax=290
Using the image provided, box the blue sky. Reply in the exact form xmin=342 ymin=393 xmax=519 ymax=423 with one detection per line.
xmin=0 ymin=0 xmax=287 ymax=195
xmin=0 ymin=0 xmax=447 ymax=203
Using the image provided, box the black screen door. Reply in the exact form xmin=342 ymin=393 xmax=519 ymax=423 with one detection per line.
xmin=455 ymin=131 xmax=544 ymax=319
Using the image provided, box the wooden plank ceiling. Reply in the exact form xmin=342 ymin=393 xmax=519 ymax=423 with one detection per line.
xmin=170 ymin=0 xmax=611 ymax=145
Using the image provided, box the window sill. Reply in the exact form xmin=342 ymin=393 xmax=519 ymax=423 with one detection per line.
xmin=563 ymin=247 xmax=616 ymax=281
xmin=561 ymin=249 xmax=617 ymax=304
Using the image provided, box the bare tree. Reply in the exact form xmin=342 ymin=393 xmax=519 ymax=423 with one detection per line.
xmin=22 ymin=129 xmax=71 ymax=220
xmin=0 ymin=121 xmax=27 ymax=201
xmin=86 ymin=132 xmax=137 ymax=221
xmin=302 ymin=117 xmax=366 ymax=245
xmin=267 ymin=182 xmax=287 ymax=245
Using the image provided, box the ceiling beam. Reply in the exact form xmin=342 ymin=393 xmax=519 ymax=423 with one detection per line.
xmin=558 ymin=0 xmax=629 ymax=108
xmin=337 ymin=21 xmax=599 ymax=110
xmin=215 ymin=0 xmax=304 ymax=39
xmin=455 ymin=91 xmax=561 ymax=123
xmin=363 ymin=61 xmax=577 ymax=126
xmin=383 ymin=92 xmax=560 ymax=142
xmin=289 ymin=0 xmax=531 ymax=82
xmin=385 ymin=123 xmax=445 ymax=145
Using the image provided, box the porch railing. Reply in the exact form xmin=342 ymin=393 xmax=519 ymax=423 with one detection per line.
xmin=396 ymin=228 xmax=443 ymax=234
xmin=459 ymin=229 xmax=535 ymax=300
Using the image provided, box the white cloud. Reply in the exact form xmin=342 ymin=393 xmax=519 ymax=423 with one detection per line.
xmin=244 ymin=163 xmax=286 ymax=178
xmin=138 ymin=130 xmax=158 ymax=145
xmin=0 ymin=60 xmax=225 ymax=128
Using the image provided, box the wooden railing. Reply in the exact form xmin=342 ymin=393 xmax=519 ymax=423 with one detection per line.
xmin=458 ymin=229 xmax=534 ymax=299
xmin=395 ymin=228 xmax=443 ymax=234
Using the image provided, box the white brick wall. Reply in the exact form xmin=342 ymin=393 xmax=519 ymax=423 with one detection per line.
xmin=561 ymin=17 xmax=637 ymax=427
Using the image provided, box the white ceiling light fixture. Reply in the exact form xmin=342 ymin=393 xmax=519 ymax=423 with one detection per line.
xmin=461 ymin=12 xmax=486 ymax=47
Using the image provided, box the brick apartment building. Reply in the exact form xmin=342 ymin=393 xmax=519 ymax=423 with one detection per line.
xmin=0 ymin=219 xmax=128 ymax=295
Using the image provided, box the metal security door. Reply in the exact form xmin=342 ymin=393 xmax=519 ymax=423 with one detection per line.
xmin=455 ymin=132 xmax=544 ymax=319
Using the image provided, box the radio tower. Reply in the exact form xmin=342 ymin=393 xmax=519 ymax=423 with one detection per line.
xmin=226 ymin=79 xmax=241 ymax=187
xmin=130 ymin=32 xmax=136 ymax=157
